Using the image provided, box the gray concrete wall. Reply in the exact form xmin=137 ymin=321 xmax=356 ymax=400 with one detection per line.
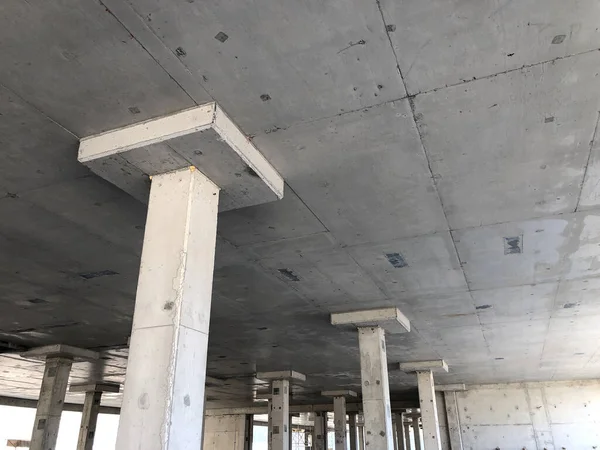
xmin=439 ymin=380 xmax=600 ymax=450
xmin=203 ymin=414 xmax=247 ymax=450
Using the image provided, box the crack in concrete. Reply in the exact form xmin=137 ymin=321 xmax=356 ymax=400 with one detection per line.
xmin=574 ymin=110 xmax=600 ymax=212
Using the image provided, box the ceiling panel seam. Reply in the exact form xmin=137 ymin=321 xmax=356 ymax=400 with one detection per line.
xmin=98 ymin=0 xmax=211 ymax=105
xmin=0 ymin=82 xmax=79 ymax=139
xmin=574 ymin=110 xmax=600 ymax=212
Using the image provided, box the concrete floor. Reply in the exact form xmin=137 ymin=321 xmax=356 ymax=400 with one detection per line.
xmin=0 ymin=0 xmax=600 ymax=410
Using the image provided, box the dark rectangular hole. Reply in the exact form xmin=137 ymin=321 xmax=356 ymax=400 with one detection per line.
xmin=385 ymin=252 xmax=408 ymax=268
xmin=278 ymin=268 xmax=300 ymax=281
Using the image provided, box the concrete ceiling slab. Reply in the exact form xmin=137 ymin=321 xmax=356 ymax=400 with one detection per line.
xmin=347 ymin=232 xmax=467 ymax=299
xmin=0 ymin=0 xmax=197 ymax=136
xmin=254 ymin=100 xmax=448 ymax=246
xmin=415 ymin=51 xmax=600 ymax=229
xmin=123 ymin=0 xmax=405 ymax=134
xmin=472 ymin=283 xmax=558 ymax=325
xmin=380 ymin=0 xmax=600 ymax=94
xmin=0 ymin=87 xmax=85 ymax=195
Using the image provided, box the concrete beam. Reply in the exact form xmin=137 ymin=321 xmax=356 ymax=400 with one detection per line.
xmin=21 ymin=345 xmax=99 ymax=362
xmin=321 ymin=390 xmax=357 ymax=398
xmin=0 ymin=396 xmax=119 ymax=415
xmin=331 ymin=307 xmax=410 ymax=334
xmin=69 ymin=382 xmax=120 ymax=393
xmin=204 ymin=401 xmax=419 ymax=416
xmin=399 ymin=360 xmax=448 ymax=373
xmin=256 ymin=371 xmax=306 ymax=382
xmin=78 ymin=103 xmax=284 ymax=212
xmin=434 ymin=384 xmax=466 ymax=392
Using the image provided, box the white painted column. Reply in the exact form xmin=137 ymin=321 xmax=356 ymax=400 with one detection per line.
xmin=313 ymin=412 xmax=327 ymax=450
xmin=29 ymin=356 xmax=73 ymax=450
xmin=358 ymin=327 xmax=394 ymax=450
xmin=443 ymin=392 xmax=463 ymax=450
xmin=271 ymin=379 xmax=291 ymax=450
xmin=349 ymin=414 xmax=358 ymax=450
xmin=394 ymin=414 xmax=405 ymax=450
xmin=416 ymin=372 xmax=441 ymax=450
xmin=116 ymin=167 xmax=219 ymax=450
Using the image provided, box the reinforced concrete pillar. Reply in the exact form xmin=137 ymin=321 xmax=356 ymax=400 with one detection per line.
xmin=244 ymin=414 xmax=254 ymax=450
xmin=323 ymin=390 xmax=357 ymax=450
xmin=402 ymin=418 xmax=411 ymax=450
xmin=259 ymin=371 xmax=306 ymax=450
xmin=399 ymin=361 xmax=448 ymax=450
xmin=358 ymin=424 xmax=365 ymax=450
xmin=412 ymin=417 xmax=421 ymax=450
xmin=349 ymin=413 xmax=358 ymax=450
xmin=313 ymin=412 xmax=327 ymax=450
xmin=331 ymin=308 xmax=410 ymax=450
xmin=20 ymin=345 xmax=99 ymax=450
xmin=394 ymin=414 xmax=405 ymax=450
xmin=437 ymin=385 xmax=466 ymax=450
xmin=78 ymin=104 xmax=284 ymax=450
xmin=70 ymin=382 xmax=120 ymax=450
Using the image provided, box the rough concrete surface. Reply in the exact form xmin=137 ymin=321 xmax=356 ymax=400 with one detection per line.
xmin=0 ymin=0 xmax=599 ymax=422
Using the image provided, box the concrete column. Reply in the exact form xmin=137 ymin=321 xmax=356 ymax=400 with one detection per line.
xmin=394 ymin=414 xmax=405 ymax=450
xmin=416 ymin=372 xmax=440 ymax=450
xmin=258 ymin=371 xmax=305 ymax=450
xmin=289 ymin=414 xmax=294 ymax=450
xmin=268 ymin=399 xmax=274 ymax=450
xmin=70 ymin=382 xmax=120 ymax=450
xmin=399 ymin=361 xmax=448 ymax=450
xmin=78 ymin=102 xmax=284 ymax=450
xmin=245 ymin=414 xmax=254 ymax=450
xmin=358 ymin=327 xmax=394 ymax=450
xmin=304 ymin=427 xmax=311 ymax=450
xmin=331 ymin=308 xmax=410 ymax=450
xmin=412 ymin=417 xmax=421 ymax=450
xmin=443 ymin=391 xmax=463 ymax=450
xmin=30 ymin=356 xmax=72 ymax=450
xmin=392 ymin=417 xmax=398 ymax=450
xmin=322 ymin=390 xmax=357 ymax=450
xmin=313 ymin=412 xmax=327 ymax=450
xmin=116 ymin=167 xmax=219 ymax=450
xmin=357 ymin=425 xmax=365 ymax=450
xmin=349 ymin=414 xmax=358 ymax=450
xmin=20 ymin=345 xmax=98 ymax=450
xmin=402 ymin=419 xmax=411 ymax=450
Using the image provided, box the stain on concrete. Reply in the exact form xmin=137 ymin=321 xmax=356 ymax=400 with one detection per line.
xmin=278 ymin=268 xmax=300 ymax=281
xmin=545 ymin=116 xmax=555 ymax=123
xmin=503 ymin=236 xmax=523 ymax=254
xmin=163 ymin=301 xmax=175 ymax=310
xmin=138 ymin=393 xmax=149 ymax=409
xmin=386 ymin=24 xmax=396 ymax=32
xmin=476 ymin=304 xmax=492 ymax=310
xmin=260 ymin=94 xmax=271 ymax=102
xmin=175 ymin=47 xmax=187 ymax=57
xmin=184 ymin=394 xmax=190 ymax=406
xmin=563 ymin=302 xmax=577 ymax=309
xmin=337 ymin=39 xmax=366 ymax=54
xmin=552 ymin=34 xmax=566 ymax=44
xmin=128 ymin=106 xmax=140 ymax=114
xmin=79 ymin=269 xmax=118 ymax=280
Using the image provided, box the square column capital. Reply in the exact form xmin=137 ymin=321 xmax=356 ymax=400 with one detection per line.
xmin=321 ymin=390 xmax=357 ymax=398
xmin=78 ymin=103 xmax=284 ymax=212
xmin=256 ymin=371 xmax=306 ymax=383
xmin=398 ymin=360 xmax=448 ymax=373
xmin=330 ymin=307 xmax=410 ymax=334
xmin=21 ymin=345 xmax=99 ymax=362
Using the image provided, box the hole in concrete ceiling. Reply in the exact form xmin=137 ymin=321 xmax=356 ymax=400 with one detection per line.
xmin=476 ymin=304 xmax=492 ymax=310
xmin=551 ymin=34 xmax=566 ymax=44
xmin=214 ymin=31 xmax=229 ymax=43
xmin=27 ymin=298 xmax=47 ymax=304
xmin=503 ymin=236 xmax=522 ymax=255
xmin=79 ymin=270 xmax=118 ymax=280
xmin=257 ymin=327 xmax=268 ymax=331
xmin=495 ymin=357 xmax=504 ymax=360
xmin=385 ymin=252 xmax=408 ymax=268
xmin=278 ymin=268 xmax=300 ymax=281
xmin=563 ymin=303 xmax=577 ymax=309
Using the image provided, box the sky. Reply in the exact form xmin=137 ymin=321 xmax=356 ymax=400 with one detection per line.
xmin=0 ymin=406 xmax=119 ymax=449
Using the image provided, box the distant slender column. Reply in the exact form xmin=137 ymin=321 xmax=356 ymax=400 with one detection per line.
xmin=443 ymin=391 xmax=463 ymax=450
xmin=30 ymin=356 xmax=73 ymax=450
xmin=412 ymin=417 xmax=421 ymax=450
xmin=349 ymin=414 xmax=358 ymax=450
xmin=71 ymin=383 xmax=120 ymax=450
xmin=403 ymin=419 xmax=411 ymax=450
xmin=21 ymin=345 xmax=98 ymax=450
xmin=313 ymin=412 xmax=327 ymax=450
xmin=395 ymin=414 xmax=405 ymax=450
xmin=245 ymin=414 xmax=254 ymax=450
xmin=358 ymin=425 xmax=365 ymax=450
